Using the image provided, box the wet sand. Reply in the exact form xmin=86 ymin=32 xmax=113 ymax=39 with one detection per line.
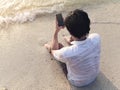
xmin=0 ymin=1 xmax=120 ymax=90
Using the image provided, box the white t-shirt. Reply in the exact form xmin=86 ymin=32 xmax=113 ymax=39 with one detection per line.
xmin=53 ymin=33 xmax=101 ymax=87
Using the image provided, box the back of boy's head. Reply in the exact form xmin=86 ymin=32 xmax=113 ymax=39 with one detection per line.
xmin=65 ymin=9 xmax=90 ymax=39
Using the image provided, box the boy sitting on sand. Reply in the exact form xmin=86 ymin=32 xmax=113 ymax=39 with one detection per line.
xmin=44 ymin=9 xmax=101 ymax=87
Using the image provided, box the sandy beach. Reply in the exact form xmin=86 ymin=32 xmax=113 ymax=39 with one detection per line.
xmin=0 ymin=1 xmax=120 ymax=90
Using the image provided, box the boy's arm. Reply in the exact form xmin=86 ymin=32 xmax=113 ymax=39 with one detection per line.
xmin=51 ymin=30 xmax=59 ymax=50
xmin=51 ymin=20 xmax=64 ymax=51
xmin=63 ymin=36 xmax=73 ymax=45
xmin=44 ymin=20 xmax=64 ymax=55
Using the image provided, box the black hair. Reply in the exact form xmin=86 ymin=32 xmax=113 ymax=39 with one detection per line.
xmin=64 ymin=9 xmax=90 ymax=39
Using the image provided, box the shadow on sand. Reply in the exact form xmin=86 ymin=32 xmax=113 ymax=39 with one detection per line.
xmin=71 ymin=72 xmax=118 ymax=90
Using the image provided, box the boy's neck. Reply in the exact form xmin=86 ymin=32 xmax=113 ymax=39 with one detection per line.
xmin=72 ymin=35 xmax=87 ymax=41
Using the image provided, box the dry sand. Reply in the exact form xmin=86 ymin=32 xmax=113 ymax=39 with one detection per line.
xmin=0 ymin=1 xmax=120 ymax=90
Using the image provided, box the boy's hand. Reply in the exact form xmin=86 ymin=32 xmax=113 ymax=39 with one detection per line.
xmin=63 ymin=35 xmax=73 ymax=45
xmin=55 ymin=20 xmax=64 ymax=33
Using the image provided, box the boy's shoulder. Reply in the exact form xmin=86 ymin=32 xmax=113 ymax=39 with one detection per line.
xmin=88 ymin=33 xmax=101 ymax=44
xmin=88 ymin=33 xmax=100 ymax=39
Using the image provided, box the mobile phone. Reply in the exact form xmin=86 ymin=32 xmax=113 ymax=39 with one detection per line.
xmin=56 ymin=13 xmax=64 ymax=26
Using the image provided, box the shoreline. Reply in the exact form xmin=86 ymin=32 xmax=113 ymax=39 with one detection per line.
xmin=0 ymin=1 xmax=120 ymax=90
xmin=0 ymin=0 xmax=116 ymax=29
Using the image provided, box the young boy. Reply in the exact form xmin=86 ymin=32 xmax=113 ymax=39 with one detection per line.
xmin=44 ymin=9 xmax=101 ymax=87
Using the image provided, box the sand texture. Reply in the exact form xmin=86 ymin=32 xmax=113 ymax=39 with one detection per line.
xmin=0 ymin=1 xmax=120 ymax=90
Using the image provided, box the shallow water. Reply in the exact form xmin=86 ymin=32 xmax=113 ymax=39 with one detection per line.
xmin=0 ymin=0 xmax=117 ymax=28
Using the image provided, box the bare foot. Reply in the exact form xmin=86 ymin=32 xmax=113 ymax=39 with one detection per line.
xmin=44 ymin=43 xmax=51 ymax=53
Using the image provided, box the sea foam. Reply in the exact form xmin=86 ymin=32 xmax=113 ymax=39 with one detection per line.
xmin=0 ymin=0 xmax=107 ymax=28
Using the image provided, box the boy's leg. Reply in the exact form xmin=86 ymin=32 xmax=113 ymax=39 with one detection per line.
xmin=44 ymin=42 xmax=64 ymax=53
xmin=44 ymin=43 xmax=68 ymax=76
xmin=59 ymin=62 xmax=68 ymax=77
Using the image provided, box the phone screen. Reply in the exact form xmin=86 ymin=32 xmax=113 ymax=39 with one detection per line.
xmin=56 ymin=13 xmax=64 ymax=26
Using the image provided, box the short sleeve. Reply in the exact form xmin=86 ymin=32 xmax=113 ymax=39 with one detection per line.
xmin=88 ymin=33 xmax=101 ymax=45
xmin=52 ymin=47 xmax=70 ymax=63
